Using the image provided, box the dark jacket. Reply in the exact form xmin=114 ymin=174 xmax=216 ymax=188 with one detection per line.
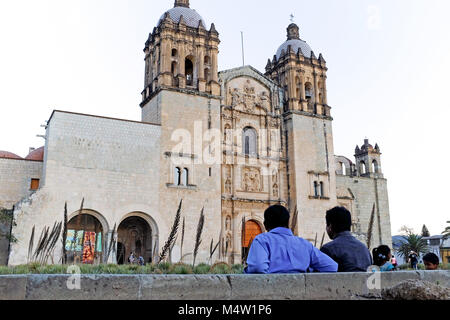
xmin=320 ymin=231 xmax=373 ymax=272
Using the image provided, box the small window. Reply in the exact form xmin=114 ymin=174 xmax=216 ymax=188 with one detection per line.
xmin=182 ymin=168 xmax=189 ymax=186
xmin=360 ymin=161 xmax=367 ymax=175
xmin=305 ymin=83 xmax=313 ymax=100
xmin=243 ymin=127 xmax=257 ymax=156
xmin=172 ymin=49 xmax=178 ymax=57
xmin=314 ymin=181 xmax=319 ymax=197
xmin=185 ymin=57 xmax=194 ymax=86
xmin=174 ymin=167 xmax=181 ymax=186
xmin=339 ymin=162 xmax=347 ymax=176
xmin=372 ymin=160 xmax=379 ymax=174
xmin=209 ymin=167 xmax=212 ymax=177
xmin=30 ymin=179 xmax=40 ymax=191
xmin=320 ymin=182 xmax=324 ymax=197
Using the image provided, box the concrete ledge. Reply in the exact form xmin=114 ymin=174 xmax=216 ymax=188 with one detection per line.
xmin=0 ymin=271 xmax=448 ymax=300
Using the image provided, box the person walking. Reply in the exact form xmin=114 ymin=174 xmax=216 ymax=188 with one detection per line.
xmin=408 ymin=251 xmax=419 ymax=270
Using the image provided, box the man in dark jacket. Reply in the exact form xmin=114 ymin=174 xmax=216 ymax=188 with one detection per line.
xmin=320 ymin=207 xmax=372 ymax=272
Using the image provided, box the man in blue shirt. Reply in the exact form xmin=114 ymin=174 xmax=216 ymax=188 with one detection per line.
xmin=320 ymin=207 xmax=372 ymax=272
xmin=244 ymin=205 xmax=338 ymax=274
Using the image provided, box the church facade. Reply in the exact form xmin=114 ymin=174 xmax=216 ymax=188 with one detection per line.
xmin=0 ymin=0 xmax=392 ymax=266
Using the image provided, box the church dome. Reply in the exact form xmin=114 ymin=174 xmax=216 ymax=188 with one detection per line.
xmin=158 ymin=7 xmax=206 ymax=29
xmin=0 ymin=151 xmax=23 ymax=160
xmin=25 ymin=146 xmax=44 ymax=161
xmin=276 ymin=39 xmax=313 ymax=59
xmin=276 ymin=23 xmax=313 ymax=59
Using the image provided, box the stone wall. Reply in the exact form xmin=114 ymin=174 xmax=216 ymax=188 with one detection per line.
xmin=336 ymin=175 xmax=392 ymax=250
xmin=0 ymin=158 xmax=43 ymax=210
xmin=285 ymin=113 xmax=337 ymax=243
xmin=8 ymin=111 xmax=165 ymax=265
xmin=0 ymin=271 xmax=447 ymax=300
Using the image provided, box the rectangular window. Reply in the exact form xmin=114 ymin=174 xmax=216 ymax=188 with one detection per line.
xmin=30 ymin=179 xmax=40 ymax=191
xmin=209 ymin=167 xmax=212 ymax=177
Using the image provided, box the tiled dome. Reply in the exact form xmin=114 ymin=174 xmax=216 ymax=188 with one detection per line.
xmin=276 ymin=39 xmax=313 ymax=60
xmin=0 ymin=151 xmax=23 ymax=160
xmin=159 ymin=7 xmax=206 ymax=29
xmin=25 ymin=146 xmax=44 ymax=161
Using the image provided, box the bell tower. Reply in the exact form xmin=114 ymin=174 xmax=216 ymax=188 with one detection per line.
xmin=141 ymin=0 xmax=220 ymax=108
xmin=139 ymin=1 xmax=223 ymax=265
xmin=266 ymin=24 xmax=337 ymax=242
xmin=266 ymin=23 xmax=330 ymax=117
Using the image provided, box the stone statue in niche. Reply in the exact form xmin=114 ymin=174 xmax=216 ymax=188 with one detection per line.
xmin=273 ymin=184 xmax=279 ymax=198
xmin=225 ymin=177 xmax=232 ymax=194
xmin=225 ymin=216 xmax=231 ymax=231
xmin=225 ymin=234 xmax=232 ymax=253
xmin=242 ymin=167 xmax=262 ymax=192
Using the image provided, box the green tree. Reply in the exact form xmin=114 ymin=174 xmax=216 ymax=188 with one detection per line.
xmin=0 ymin=208 xmax=17 ymax=244
xmin=397 ymin=228 xmax=429 ymax=260
xmin=421 ymin=224 xmax=430 ymax=237
xmin=442 ymin=221 xmax=450 ymax=239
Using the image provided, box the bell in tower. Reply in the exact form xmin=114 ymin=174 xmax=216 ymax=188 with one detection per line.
xmin=141 ymin=0 xmax=220 ymax=106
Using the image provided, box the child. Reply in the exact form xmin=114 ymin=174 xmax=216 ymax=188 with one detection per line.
xmin=372 ymin=245 xmax=395 ymax=272
xmin=423 ymin=252 xmax=440 ymax=270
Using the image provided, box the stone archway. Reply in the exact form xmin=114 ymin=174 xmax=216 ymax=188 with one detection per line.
xmin=117 ymin=215 xmax=156 ymax=264
xmin=66 ymin=213 xmax=105 ymax=265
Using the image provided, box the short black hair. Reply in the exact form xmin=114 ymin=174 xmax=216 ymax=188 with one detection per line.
xmin=423 ymin=252 xmax=439 ymax=265
xmin=325 ymin=207 xmax=352 ymax=233
xmin=264 ymin=205 xmax=290 ymax=231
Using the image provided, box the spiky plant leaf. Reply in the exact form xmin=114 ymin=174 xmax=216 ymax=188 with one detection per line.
xmin=160 ymin=199 xmax=182 ymax=262
xmin=366 ymin=204 xmax=376 ymax=250
xmin=192 ymin=207 xmax=205 ymax=266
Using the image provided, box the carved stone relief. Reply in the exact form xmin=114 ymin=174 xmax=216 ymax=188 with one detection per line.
xmin=227 ymin=78 xmax=271 ymax=114
xmin=242 ymin=167 xmax=262 ymax=192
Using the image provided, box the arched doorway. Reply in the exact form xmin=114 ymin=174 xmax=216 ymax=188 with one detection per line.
xmin=185 ymin=57 xmax=194 ymax=86
xmin=242 ymin=220 xmax=263 ymax=261
xmin=117 ymin=216 xmax=153 ymax=264
xmin=66 ymin=214 xmax=104 ymax=265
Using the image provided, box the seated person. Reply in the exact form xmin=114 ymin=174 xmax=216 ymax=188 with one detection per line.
xmin=423 ymin=252 xmax=440 ymax=270
xmin=244 ymin=205 xmax=338 ymax=274
xmin=372 ymin=245 xmax=395 ymax=272
xmin=320 ymin=207 xmax=372 ymax=272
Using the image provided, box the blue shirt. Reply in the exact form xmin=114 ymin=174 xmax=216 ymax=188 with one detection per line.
xmin=320 ymin=231 xmax=373 ymax=272
xmin=244 ymin=228 xmax=338 ymax=274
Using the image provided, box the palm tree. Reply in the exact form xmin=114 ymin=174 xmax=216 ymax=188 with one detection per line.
xmin=442 ymin=221 xmax=450 ymax=239
xmin=397 ymin=233 xmax=429 ymax=261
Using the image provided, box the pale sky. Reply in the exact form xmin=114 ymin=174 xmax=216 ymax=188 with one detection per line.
xmin=0 ymin=0 xmax=449 ymax=236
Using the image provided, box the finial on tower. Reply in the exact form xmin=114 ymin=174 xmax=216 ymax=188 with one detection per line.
xmin=174 ymin=0 xmax=190 ymax=8
xmin=287 ymin=23 xmax=300 ymax=40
